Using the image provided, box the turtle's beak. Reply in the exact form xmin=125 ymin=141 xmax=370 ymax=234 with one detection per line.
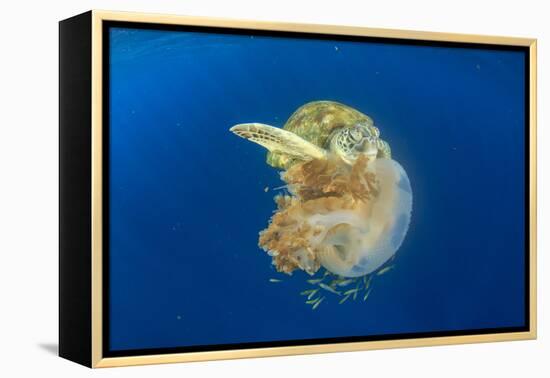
xmin=364 ymin=148 xmax=378 ymax=160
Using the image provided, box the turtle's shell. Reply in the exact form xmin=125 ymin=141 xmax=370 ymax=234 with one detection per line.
xmin=266 ymin=101 xmax=373 ymax=169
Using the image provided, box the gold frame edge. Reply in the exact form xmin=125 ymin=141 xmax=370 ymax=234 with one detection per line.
xmin=89 ymin=9 xmax=537 ymax=368
xmin=91 ymin=11 xmax=104 ymax=368
xmin=528 ymin=41 xmax=537 ymax=338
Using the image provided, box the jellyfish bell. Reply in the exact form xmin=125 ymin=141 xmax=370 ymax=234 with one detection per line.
xmin=256 ymin=155 xmax=412 ymax=279
xmin=313 ymin=158 xmax=413 ymax=277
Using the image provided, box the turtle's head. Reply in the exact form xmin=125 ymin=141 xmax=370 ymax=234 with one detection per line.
xmin=331 ymin=122 xmax=381 ymax=165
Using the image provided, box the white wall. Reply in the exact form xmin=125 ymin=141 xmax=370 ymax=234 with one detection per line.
xmin=0 ymin=0 xmax=546 ymax=376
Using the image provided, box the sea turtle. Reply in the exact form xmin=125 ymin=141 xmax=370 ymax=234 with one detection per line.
xmin=230 ymin=101 xmax=391 ymax=169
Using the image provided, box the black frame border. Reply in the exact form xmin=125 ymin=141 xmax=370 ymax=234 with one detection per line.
xmin=59 ymin=11 xmax=93 ymax=367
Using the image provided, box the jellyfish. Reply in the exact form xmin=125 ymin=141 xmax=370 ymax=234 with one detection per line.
xmin=259 ymin=155 xmax=412 ymax=278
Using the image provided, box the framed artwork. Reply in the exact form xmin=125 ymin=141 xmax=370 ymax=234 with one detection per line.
xmin=59 ymin=10 xmax=537 ymax=368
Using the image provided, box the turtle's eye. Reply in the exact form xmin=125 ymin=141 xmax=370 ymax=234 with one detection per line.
xmin=350 ymin=128 xmax=363 ymax=142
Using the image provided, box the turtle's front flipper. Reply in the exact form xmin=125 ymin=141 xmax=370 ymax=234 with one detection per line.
xmin=230 ymin=123 xmax=327 ymax=161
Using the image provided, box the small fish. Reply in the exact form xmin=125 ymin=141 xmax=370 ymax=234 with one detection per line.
xmin=319 ymin=283 xmax=341 ymax=295
xmin=269 ymin=278 xmax=282 ymax=283
xmin=344 ymin=288 xmax=359 ymax=296
xmin=264 ymin=186 xmax=269 ymax=192
xmin=363 ymin=289 xmax=372 ymax=301
xmin=377 ymin=265 xmax=394 ymax=276
xmin=336 ymin=279 xmax=354 ymax=287
xmin=312 ymin=297 xmax=325 ymax=310
xmin=307 ymin=278 xmax=324 ymax=285
xmin=334 ymin=46 xmax=339 ymax=51
xmin=363 ymin=276 xmax=372 ymax=289
xmin=306 ymin=297 xmax=320 ymax=305
xmin=300 ymin=289 xmax=315 ymax=296
xmin=308 ymin=289 xmax=319 ymax=300
xmin=339 ymin=294 xmax=352 ymax=304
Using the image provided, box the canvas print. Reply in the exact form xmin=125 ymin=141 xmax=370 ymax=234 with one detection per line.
xmin=106 ymin=24 xmax=527 ymax=355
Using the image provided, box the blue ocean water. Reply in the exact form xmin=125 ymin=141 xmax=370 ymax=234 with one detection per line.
xmin=108 ymin=26 xmax=526 ymax=352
